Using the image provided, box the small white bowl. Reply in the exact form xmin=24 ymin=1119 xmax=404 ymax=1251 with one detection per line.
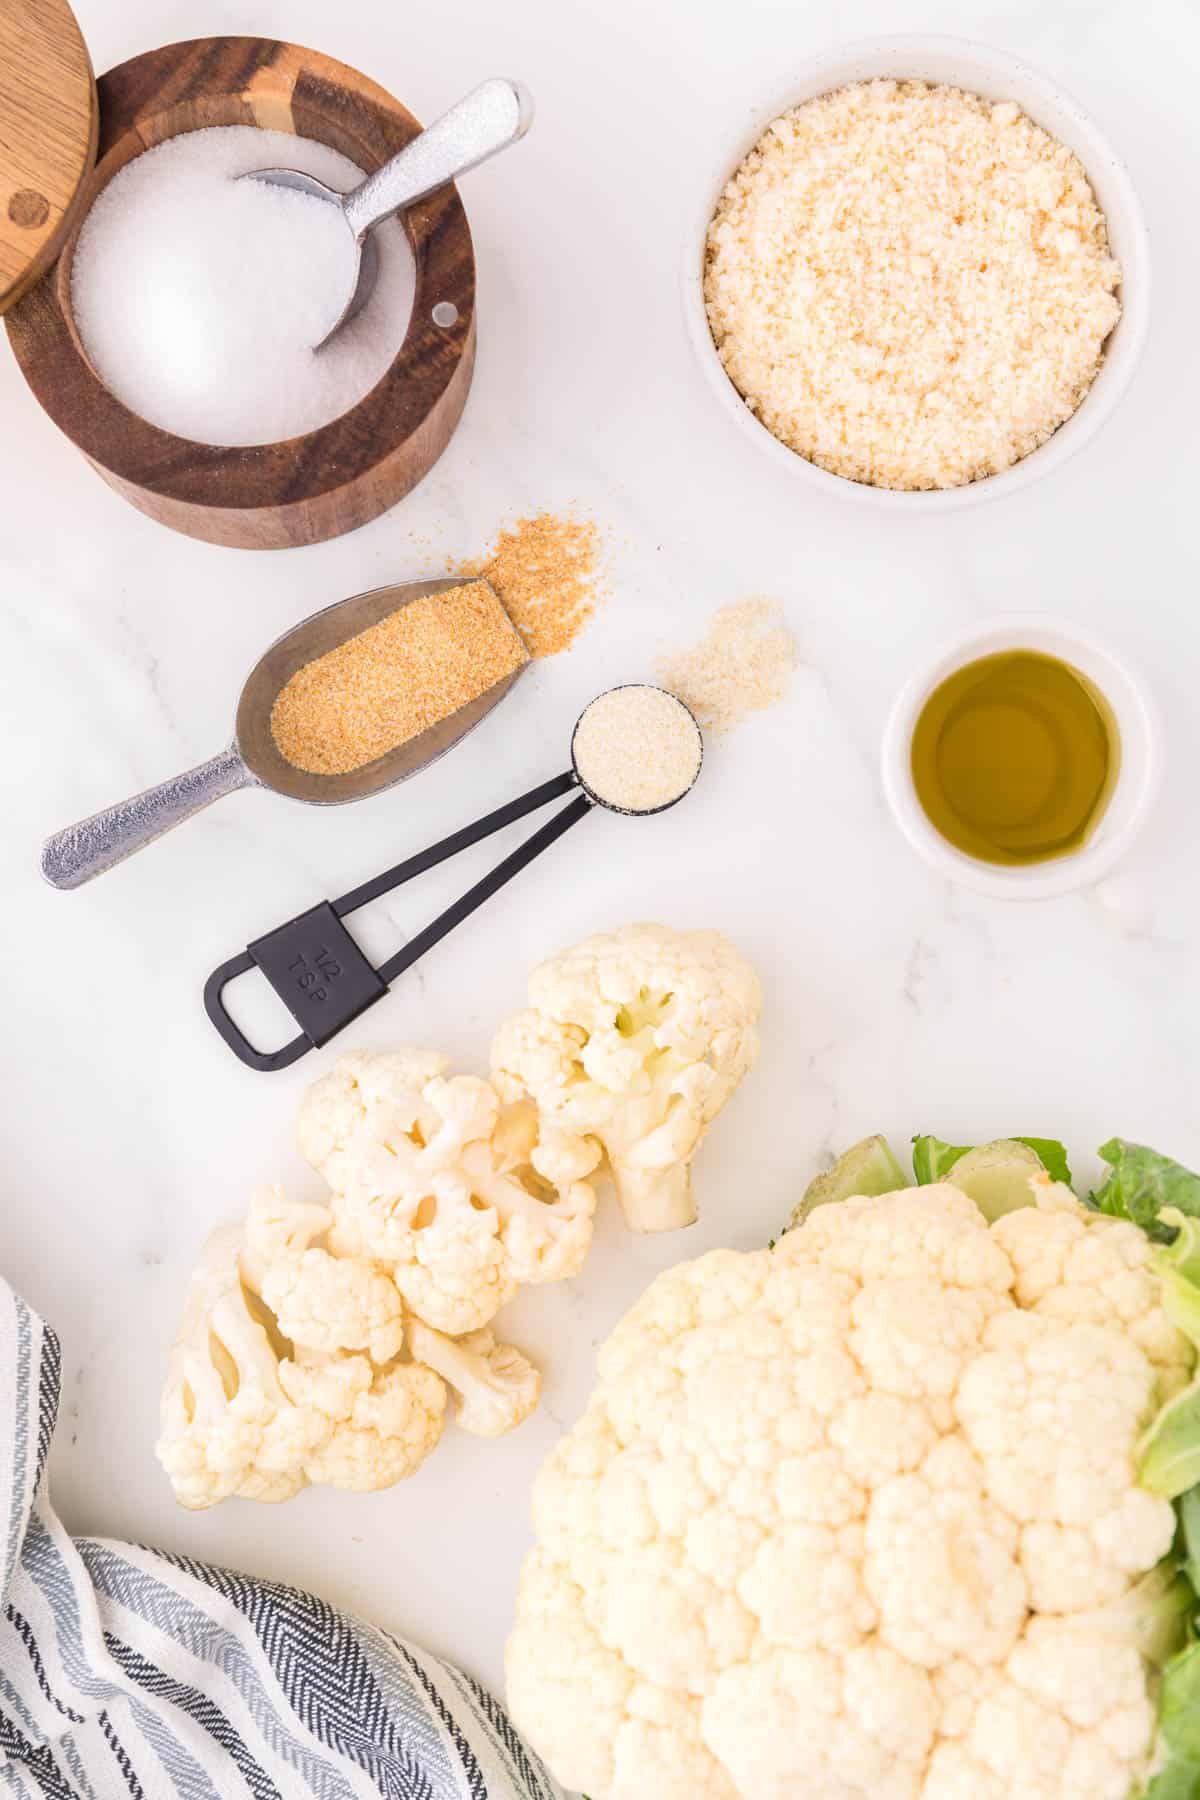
xmin=683 ymin=35 xmax=1151 ymax=511
xmin=880 ymin=617 xmax=1164 ymax=899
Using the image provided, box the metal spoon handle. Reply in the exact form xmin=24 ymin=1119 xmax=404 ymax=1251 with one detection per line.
xmin=343 ymin=77 xmax=533 ymax=241
xmin=41 ymin=746 xmax=254 ymax=890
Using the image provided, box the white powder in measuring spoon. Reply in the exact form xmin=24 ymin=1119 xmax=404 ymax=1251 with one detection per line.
xmin=71 ymin=126 xmax=416 ymax=446
xmin=573 ymin=685 xmax=703 ymax=814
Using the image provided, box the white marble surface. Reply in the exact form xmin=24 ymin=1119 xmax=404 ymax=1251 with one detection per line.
xmin=4 ymin=0 xmax=1200 ymax=1716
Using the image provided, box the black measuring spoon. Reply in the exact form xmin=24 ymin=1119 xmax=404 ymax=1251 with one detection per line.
xmin=205 ymin=685 xmax=702 ymax=1071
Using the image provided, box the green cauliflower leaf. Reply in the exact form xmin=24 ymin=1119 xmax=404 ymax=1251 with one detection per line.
xmin=1092 ymin=1142 xmax=1200 ymax=1240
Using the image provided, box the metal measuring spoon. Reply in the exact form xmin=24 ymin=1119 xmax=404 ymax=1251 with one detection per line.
xmin=239 ymin=77 xmax=533 ymax=349
xmin=40 ymin=578 xmax=530 ymax=891
xmin=205 ymin=685 xmax=703 ymax=1071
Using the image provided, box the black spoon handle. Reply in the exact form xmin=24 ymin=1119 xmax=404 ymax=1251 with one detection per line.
xmin=335 ymin=770 xmax=578 ymax=915
xmin=204 ymin=773 xmax=589 ymax=1072
xmin=377 ymin=792 xmax=591 ymax=984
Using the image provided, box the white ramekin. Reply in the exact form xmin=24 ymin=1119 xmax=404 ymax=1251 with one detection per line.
xmin=880 ymin=617 xmax=1165 ymax=899
xmin=682 ymin=35 xmax=1151 ymax=511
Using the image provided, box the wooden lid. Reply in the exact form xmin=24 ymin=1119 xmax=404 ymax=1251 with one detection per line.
xmin=0 ymin=0 xmax=97 ymax=313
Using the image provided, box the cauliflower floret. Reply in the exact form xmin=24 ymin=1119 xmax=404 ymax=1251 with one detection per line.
xmin=385 ymin=1185 xmax=515 ymax=1335
xmin=299 ymin=1050 xmax=598 ymax=1329
xmin=506 ymin=1551 xmax=641 ymax=1799
xmin=297 ymin=1047 xmax=476 ymax=1200
xmin=828 ymin=1392 xmax=939 ymax=1487
xmin=241 ymin=1185 xmax=406 ymax=1364
xmin=994 ymin=1182 xmax=1193 ymax=1392
xmin=737 ymin=1522 xmax=876 ymax=1652
xmin=955 ymin=1309 xmax=1176 ymax=1580
xmin=702 ymin=1644 xmax=936 ymax=1800
xmin=851 ymin=1276 xmax=1006 ymax=1425
xmin=797 ymin=1182 xmax=1015 ymax=1293
xmin=507 ymin=1182 xmax=1179 ymax=1800
xmin=260 ymin=1250 xmax=406 ymax=1364
xmin=161 ymin=1032 xmax=594 ymax=1511
xmin=239 ymin=1193 xmax=403 ymax=1370
xmin=408 ymin=1320 xmax=540 ymax=1437
xmin=491 ymin=923 xmax=760 ymax=1232
xmin=237 ymin=1184 xmax=333 ymax=1290
xmin=475 ymin=1097 xmax=600 ymax=1284
xmin=281 ymin=1355 xmax=446 ymax=1490
xmin=156 ymin=1225 xmax=310 ymax=1509
xmin=864 ymin=1438 xmax=1027 ymax=1669
xmin=277 ymin=1346 xmax=374 ymax=1421
xmin=924 ymin=1619 xmax=1154 ymax=1800
xmin=158 ymin=1214 xmax=446 ymax=1506
xmin=611 ymin=1698 xmax=740 ymax=1800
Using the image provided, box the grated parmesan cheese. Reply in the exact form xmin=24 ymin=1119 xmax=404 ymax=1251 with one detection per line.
xmin=704 ymin=79 xmax=1122 ymax=491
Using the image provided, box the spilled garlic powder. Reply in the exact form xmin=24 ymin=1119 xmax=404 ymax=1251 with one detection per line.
xmin=657 ymin=600 xmax=798 ymax=733
xmin=459 ymin=514 xmax=602 ymax=658
xmin=705 ymin=80 xmax=1122 ymax=490
xmin=572 ymin=687 xmax=702 ymax=813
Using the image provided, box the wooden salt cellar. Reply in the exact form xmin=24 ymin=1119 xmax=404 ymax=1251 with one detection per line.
xmin=5 ymin=37 xmax=477 ymax=549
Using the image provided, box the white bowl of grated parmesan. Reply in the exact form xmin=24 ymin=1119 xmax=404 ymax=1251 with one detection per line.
xmin=684 ymin=35 xmax=1149 ymax=507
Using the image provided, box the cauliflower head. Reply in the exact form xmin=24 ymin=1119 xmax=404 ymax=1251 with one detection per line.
xmin=491 ymin=923 xmax=761 ymax=1233
xmin=506 ymin=1183 xmax=1190 ymax=1800
xmin=298 ymin=1050 xmax=600 ymax=1333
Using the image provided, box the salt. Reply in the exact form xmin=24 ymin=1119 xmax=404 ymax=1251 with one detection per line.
xmin=70 ymin=126 xmax=416 ymax=447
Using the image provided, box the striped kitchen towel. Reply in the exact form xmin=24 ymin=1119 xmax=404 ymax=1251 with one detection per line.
xmin=0 ymin=1279 xmax=565 ymax=1800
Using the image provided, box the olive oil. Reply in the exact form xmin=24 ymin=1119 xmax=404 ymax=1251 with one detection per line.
xmin=911 ymin=651 xmax=1120 ymax=867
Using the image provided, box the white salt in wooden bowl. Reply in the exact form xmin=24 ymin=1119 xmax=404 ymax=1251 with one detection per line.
xmin=682 ymin=35 xmax=1150 ymax=512
xmin=5 ymin=37 xmax=478 ymax=549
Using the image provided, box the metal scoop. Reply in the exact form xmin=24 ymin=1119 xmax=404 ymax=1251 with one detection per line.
xmin=205 ymin=686 xmax=703 ymax=1071
xmin=240 ymin=77 xmax=533 ymax=349
xmin=40 ymin=578 xmax=530 ymax=891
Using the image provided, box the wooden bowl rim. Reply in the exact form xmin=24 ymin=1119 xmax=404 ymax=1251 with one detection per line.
xmin=7 ymin=34 xmax=476 ymax=509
